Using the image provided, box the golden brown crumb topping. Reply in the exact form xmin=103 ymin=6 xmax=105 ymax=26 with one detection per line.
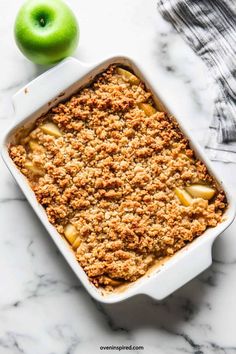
xmin=9 ymin=65 xmax=227 ymax=291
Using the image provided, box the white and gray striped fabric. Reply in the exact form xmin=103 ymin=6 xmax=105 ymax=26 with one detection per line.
xmin=157 ymin=0 xmax=236 ymax=162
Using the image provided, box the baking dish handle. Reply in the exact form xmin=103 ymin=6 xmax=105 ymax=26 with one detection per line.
xmin=12 ymin=57 xmax=93 ymax=120
xmin=140 ymin=237 xmax=213 ymax=300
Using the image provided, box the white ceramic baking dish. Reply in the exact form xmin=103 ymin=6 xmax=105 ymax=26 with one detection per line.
xmin=1 ymin=56 xmax=235 ymax=304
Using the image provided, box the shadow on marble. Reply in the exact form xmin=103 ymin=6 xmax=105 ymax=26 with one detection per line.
xmin=97 ymin=271 xmax=214 ymax=334
xmin=33 ymin=62 xmax=57 ymax=77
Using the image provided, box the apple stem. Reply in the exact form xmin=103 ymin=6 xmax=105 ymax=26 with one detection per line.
xmin=39 ymin=17 xmax=46 ymax=27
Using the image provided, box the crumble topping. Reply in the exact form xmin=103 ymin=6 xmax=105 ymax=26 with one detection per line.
xmin=9 ymin=65 xmax=227 ymax=291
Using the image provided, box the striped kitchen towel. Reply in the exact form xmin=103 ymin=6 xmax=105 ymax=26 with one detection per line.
xmin=157 ymin=0 xmax=236 ymax=162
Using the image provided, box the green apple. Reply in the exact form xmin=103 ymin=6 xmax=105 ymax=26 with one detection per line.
xmin=14 ymin=0 xmax=79 ymax=65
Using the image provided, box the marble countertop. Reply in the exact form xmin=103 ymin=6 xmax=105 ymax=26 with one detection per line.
xmin=1 ymin=0 xmax=236 ymax=353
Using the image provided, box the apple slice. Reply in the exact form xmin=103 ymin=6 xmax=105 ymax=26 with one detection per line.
xmin=185 ymin=184 xmax=216 ymax=200
xmin=40 ymin=122 xmax=62 ymax=137
xmin=104 ymin=276 xmax=123 ymax=287
xmin=29 ymin=140 xmax=44 ymax=152
xmin=116 ymin=67 xmax=140 ymax=85
xmin=24 ymin=161 xmax=44 ymax=176
xmin=138 ymin=103 xmax=156 ymax=116
xmin=64 ymin=223 xmax=78 ymax=244
xmin=174 ymin=187 xmax=193 ymax=206
xmin=72 ymin=236 xmax=82 ymax=250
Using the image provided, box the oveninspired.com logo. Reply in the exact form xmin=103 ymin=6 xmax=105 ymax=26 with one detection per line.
xmin=100 ymin=344 xmax=144 ymax=351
